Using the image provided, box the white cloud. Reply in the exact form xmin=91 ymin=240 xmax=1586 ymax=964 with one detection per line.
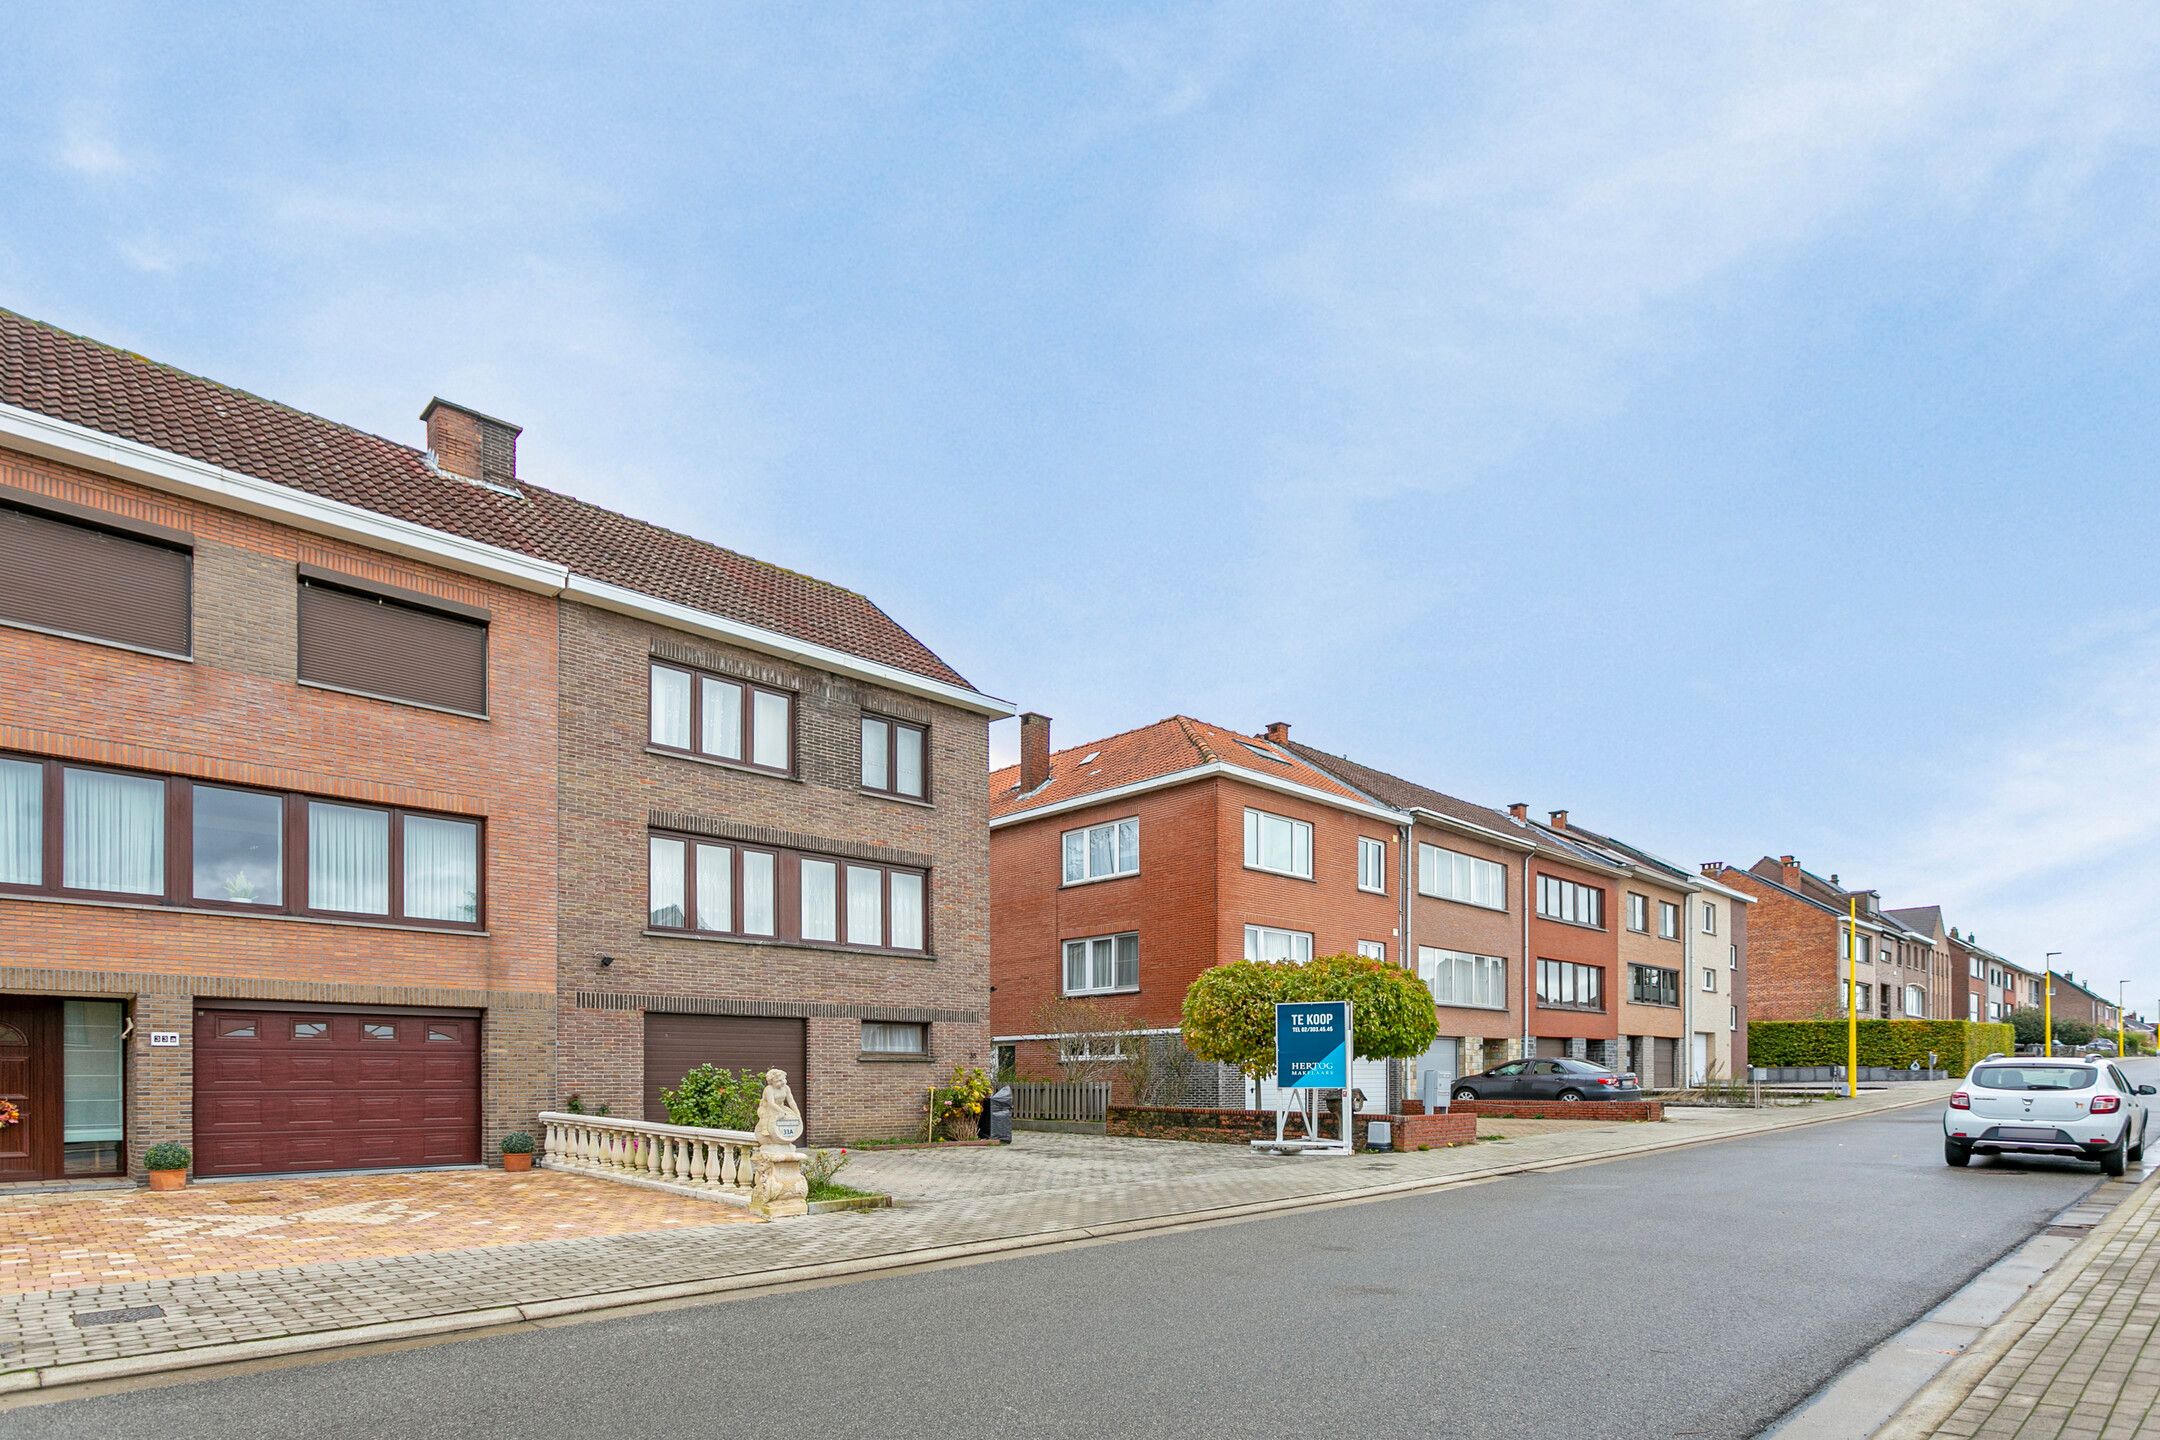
xmin=55 ymin=125 xmax=129 ymax=178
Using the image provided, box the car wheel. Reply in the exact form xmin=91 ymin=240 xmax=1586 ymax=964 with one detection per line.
xmin=2103 ymin=1144 xmax=2129 ymax=1178
xmin=1556 ymin=1089 xmax=1584 ymax=1102
xmin=1451 ymin=1086 xmax=1479 ymax=1102
xmin=2133 ymin=1134 xmax=2145 ymax=1163
xmin=1944 ymin=1138 xmax=1972 ymax=1168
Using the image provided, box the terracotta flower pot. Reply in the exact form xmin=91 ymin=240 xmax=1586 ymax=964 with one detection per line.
xmin=147 ymin=1168 xmax=187 ymax=1192
xmin=502 ymin=1152 xmax=533 ymax=1172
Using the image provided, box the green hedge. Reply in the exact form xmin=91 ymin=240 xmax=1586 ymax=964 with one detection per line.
xmin=1747 ymin=1019 xmax=2013 ymax=1077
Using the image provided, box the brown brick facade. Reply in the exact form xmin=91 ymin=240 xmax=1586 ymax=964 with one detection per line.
xmin=0 ymin=447 xmax=560 ymax=1177
xmin=553 ymin=604 xmax=991 ymax=1144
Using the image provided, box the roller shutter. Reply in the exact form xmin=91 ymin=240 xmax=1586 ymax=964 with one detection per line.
xmin=0 ymin=499 xmax=191 ymax=656
xmin=298 ymin=574 xmax=488 ymax=715
xmin=643 ymin=1013 xmax=808 ymax=1128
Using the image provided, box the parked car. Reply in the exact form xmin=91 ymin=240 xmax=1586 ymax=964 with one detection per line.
xmin=1451 ymin=1058 xmax=1643 ymax=1103
xmin=1945 ymin=1058 xmax=2154 ymax=1176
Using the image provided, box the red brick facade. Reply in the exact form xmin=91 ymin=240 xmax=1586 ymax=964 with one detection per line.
xmin=0 ymin=446 xmax=560 ymax=1177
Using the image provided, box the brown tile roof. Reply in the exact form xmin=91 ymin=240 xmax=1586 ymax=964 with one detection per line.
xmin=0 ymin=308 xmax=972 ymax=689
xmin=988 ymin=716 xmax=1383 ymax=821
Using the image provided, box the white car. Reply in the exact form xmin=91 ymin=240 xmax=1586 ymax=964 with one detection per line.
xmin=1945 ymin=1058 xmax=2154 ymax=1176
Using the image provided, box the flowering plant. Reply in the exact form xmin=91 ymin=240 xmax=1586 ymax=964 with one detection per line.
xmin=0 ymin=1098 xmax=20 ymax=1130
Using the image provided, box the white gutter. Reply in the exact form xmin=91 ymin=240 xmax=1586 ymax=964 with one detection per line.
xmin=0 ymin=401 xmax=1013 ymax=718
xmin=989 ymin=761 xmax=1414 ymax=829
xmin=1407 ymin=806 xmax=1538 ymax=852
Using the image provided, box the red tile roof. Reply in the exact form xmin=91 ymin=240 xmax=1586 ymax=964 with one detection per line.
xmin=987 ymin=715 xmax=1384 ymax=821
xmin=0 ymin=308 xmax=972 ymax=689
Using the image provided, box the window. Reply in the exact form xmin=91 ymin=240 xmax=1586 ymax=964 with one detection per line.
xmin=1244 ymin=925 xmax=1314 ymax=964
xmin=1357 ymin=836 xmax=1388 ymax=893
xmin=1626 ymin=893 xmax=1648 ymax=932
xmin=1629 ymin=964 xmax=1679 ymax=1007
xmin=1063 ymin=933 xmax=1139 ymax=995
xmin=1417 ymin=844 xmax=1506 ymax=909
xmin=427 ymin=1025 xmax=460 ymax=1043
xmin=1419 ymin=947 xmax=1506 ymax=1010
xmin=862 ymin=1021 xmax=927 ymax=1056
xmin=1536 ymin=874 xmax=1604 ymax=928
xmin=1701 ymin=966 xmax=1717 ymax=992
xmin=191 ymin=785 xmax=283 ymax=907
xmin=297 ymin=569 xmax=487 ymax=716
xmin=293 ymin=1020 xmax=328 ymax=1039
xmin=1356 ymin=940 xmax=1386 ymax=961
xmin=1969 ymin=956 xmax=1982 ymax=979
xmin=1730 ymin=1005 xmax=1738 ymax=1030
xmin=861 ymin=714 xmax=928 ymax=800
xmin=1854 ymin=984 xmax=1874 ymax=1015
xmin=1969 ymin=995 xmax=1979 ymax=1021
xmin=1244 ymin=809 xmax=1313 ymax=878
xmin=307 ymin=802 xmax=390 ymax=916
xmin=647 ymin=831 xmax=925 ymax=952
xmin=1062 ymin=817 xmax=1139 ymax=884
xmin=63 ymin=767 xmax=165 ymax=896
xmin=62 ymin=1000 xmax=125 ymax=1176
xmin=1537 ymin=959 xmax=1604 ymax=1011
xmin=1658 ymin=901 xmax=1679 ymax=939
xmin=1059 ymin=1034 xmax=1131 ymax=1062
xmin=1904 ymin=985 xmax=1925 ymax=1017
xmin=362 ymin=1022 xmax=396 ymax=1041
xmin=1701 ymin=902 xmax=1717 ymax=934
xmin=0 ymin=492 xmax=192 ymax=657
xmin=648 ymin=661 xmax=793 ymax=775
xmin=404 ymin=815 xmax=480 ymax=923
xmin=0 ymin=756 xmax=39 ymax=887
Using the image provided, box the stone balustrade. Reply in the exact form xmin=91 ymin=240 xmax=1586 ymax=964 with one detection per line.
xmin=537 ymin=1112 xmax=760 ymax=1207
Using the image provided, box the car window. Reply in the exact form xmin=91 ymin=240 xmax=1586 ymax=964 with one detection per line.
xmin=1493 ymin=1062 xmax=1527 ymax=1076
xmin=2110 ymin=1065 xmax=2131 ymax=1091
xmin=1531 ymin=1060 xmax=1563 ymax=1075
xmin=1971 ymin=1065 xmax=2097 ymax=1091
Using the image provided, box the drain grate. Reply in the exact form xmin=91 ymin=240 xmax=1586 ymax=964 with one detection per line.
xmin=72 ymin=1305 xmax=167 ymax=1328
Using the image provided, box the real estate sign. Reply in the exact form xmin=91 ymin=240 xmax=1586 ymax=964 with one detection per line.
xmin=1276 ymin=1000 xmax=1351 ymax=1089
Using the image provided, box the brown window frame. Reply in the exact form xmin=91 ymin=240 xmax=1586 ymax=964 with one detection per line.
xmin=859 ymin=712 xmax=930 ymax=801
xmin=648 ymin=660 xmax=796 ymax=777
xmin=0 ymin=751 xmax=484 ymax=931
xmin=646 ymin=827 xmax=927 ymax=955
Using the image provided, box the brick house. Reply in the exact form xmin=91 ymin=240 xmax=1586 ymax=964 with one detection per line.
xmin=1884 ymin=905 xmax=1955 ymax=1024
xmin=1707 ymin=856 xmax=1944 ymax=1024
xmin=987 ymin=715 xmax=1409 ymax=1110
xmin=0 ymin=308 xmax=1003 ymax=1183
xmin=2048 ymin=971 xmax=2121 ymax=1034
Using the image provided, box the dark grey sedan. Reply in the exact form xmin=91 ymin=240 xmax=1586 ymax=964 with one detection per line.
xmin=1451 ymin=1058 xmax=1644 ymax=1102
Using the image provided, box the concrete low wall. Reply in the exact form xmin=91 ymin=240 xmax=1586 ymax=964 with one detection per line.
xmin=1449 ymin=1099 xmax=1664 ymax=1121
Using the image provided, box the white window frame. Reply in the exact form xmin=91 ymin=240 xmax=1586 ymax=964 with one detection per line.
xmin=1059 ymin=1034 xmax=1132 ymax=1063
xmin=1244 ymin=924 xmax=1313 ymax=964
xmin=1357 ymin=836 xmax=1387 ymax=894
xmin=1062 ymin=932 xmax=1140 ymax=996
xmin=1536 ymin=874 xmax=1604 ymax=928
xmin=1701 ymin=966 xmax=1717 ymax=993
xmin=1061 ymin=817 xmax=1140 ymax=885
xmin=1904 ymin=985 xmax=1925 ymax=1018
xmin=1658 ymin=901 xmax=1679 ymax=940
xmin=1626 ymin=893 xmax=1649 ymax=933
xmin=1419 ymin=946 xmax=1508 ymax=1011
xmin=1700 ymin=901 xmax=1717 ymax=934
xmin=1356 ymin=940 xmax=1386 ymax=961
xmin=861 ymin=1021 xmax=927 ymax=1056
xmin=1243 ymin=808 xmax=1313 ymax=880
xmin=1417 ymin=843 xmax=1507 ymax=910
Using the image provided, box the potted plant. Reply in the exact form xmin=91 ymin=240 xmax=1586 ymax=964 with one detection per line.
xmin=500 ymin=1131 xmax=536 ymax=1172
xmin=143 ymin=1141 xmax=191 ymax=1191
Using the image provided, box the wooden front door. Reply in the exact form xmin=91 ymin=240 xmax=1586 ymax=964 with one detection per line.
xmin=0 ymin=998 xmax=61 ymax=1182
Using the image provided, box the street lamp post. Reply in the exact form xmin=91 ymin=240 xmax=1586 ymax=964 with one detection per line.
xmin=2044 ymin=952 xmax=2063 ymax=1058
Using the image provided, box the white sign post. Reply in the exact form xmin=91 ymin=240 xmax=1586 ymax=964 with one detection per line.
xmin=1253 ymin=1000 xmax=1355 ymax=1157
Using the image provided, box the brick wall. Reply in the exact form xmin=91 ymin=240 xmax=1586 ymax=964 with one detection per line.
xmin=0 ymin=446 xmax=560 ymax=1172
xmin=553 ymin=604 xmax=990 ymax=1144
xmin=1408 ymin=821 xmax=1524 ymax=1050
xmin=1717 ymin=870 xmax=1844 ymax=1021
xmin=1105 ymin=1103 xmax=1475 ymax=1149
xmin=1527 ymin=855 xmax=1621 ymax=1042
xmin=1449 ymin=1098 xmax=1664 ymax=1121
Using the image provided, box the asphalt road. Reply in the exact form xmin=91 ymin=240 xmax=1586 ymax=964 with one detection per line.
xmin=10 ymin=1094 xmax=2131 ymax=1440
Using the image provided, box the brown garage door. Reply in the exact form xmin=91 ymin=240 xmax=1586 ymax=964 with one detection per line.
xmin=644 ymin=1013 xmax=807 ymax=1128
xmin=194 ymin=1007 xmax=481 ymax=1177
xmin=1652 ymin=1037 xmax=1680 ymax=1089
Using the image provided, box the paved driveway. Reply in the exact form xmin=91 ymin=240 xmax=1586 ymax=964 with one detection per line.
xmin=0 ymin=1170 xmax=751 ymax=1294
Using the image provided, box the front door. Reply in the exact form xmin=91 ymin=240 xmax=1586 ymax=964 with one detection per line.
xmin=1691 ymin=1033 xmax=1710 ymax=1085
xmin=0 ymin=998 xmax=61 ymax=1182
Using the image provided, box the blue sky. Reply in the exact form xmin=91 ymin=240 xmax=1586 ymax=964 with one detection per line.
xmin=5 ymin=5 xmax=2158 ymax=1006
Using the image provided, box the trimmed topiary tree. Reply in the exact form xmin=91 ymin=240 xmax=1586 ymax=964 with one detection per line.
xmin=1182 ymin=954 xmax=1437 ymax=1083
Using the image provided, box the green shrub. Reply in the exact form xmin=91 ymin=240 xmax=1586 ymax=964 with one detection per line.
xmin=660 ymin=1064 xmax=764 ymax=1131
xmin=500 ymin=1131 xmax=535 ymax=1155
xmin=1746 ymin=1019 xmax=2013 ymax=1077
xmin=1182 ymin=954 xmax=1439 ymax=1081
xmin=143 ymin=1141 xmax=191 ymax=1172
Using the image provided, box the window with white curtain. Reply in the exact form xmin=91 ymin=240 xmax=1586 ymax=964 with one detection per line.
xmin=1419 ymin=947 xmax=1507 ymax=1009
xmin=308 ymin=801 xmax=390 ymax=915
xmin=650 ymin=661 xmax=792 ymax=774
xmin=695 ymin=843 xmax=732 ymax=932
xmin=649 ymin=836 xmax=686 ymax=927
xmin=1356 ymin=940 xmax=1386 ymax=960
xmin=403 ymin=815 xmax=478 ymax=922
xmin=799 ymin=858 xmax=838 ymax=942
xmin=861 ymin=714 xmax=929 ymax=799
xmin=742 ymin=850 xmax=776 ymax=935
xmin=1243 ymin=809 xmax=1313 ymax=878
xmin=862 ymin=1021 xmax=927 ymax=1055
xmin=1063 ymin=932 xmax=1139 ymax=994
xmin=1244 ymin=925 xmax=1313 ymax=964
xmin=847 ymin=865 xmax=884 ymax=946
xmin=1417 ymin=844 xmax=1507 ymax=910
xmin=1062 ymin=817 xmax=1139 ymax=884
xmin=649 ymin=665 xmax=692 ymax=748
xmin=889 ymin=872 xmax=925 ymax=951
xmin=64 ymin=767 xmax=165 ymax=896
xmin=0 ymin=755 xmax=41 ymax=887
xmin=752 ymin=690 xmax=792 ymax=771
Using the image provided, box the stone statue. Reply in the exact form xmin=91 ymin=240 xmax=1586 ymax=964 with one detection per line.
xmin=750 ymin=1066 xmax=809 ymax=1218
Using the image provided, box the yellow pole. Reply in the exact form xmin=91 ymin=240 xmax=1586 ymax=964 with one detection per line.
xmin=2043 ymin=964 xmax=2053 ymax=1059
xmin=1847 ymin=897 xmax=1859 ymax=1098
xmin=2118 ymin=983 xmax=2126 ymax=1059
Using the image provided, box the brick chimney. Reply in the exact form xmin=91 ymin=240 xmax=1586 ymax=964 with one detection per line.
xmin=1548 ymin=809 xmax=1569 ymax=830
xmin=1779 ymin=855 xmax=1801 ymax=888
xmin=1508 ymin=803 xmax=1528 ymax=821
xmin=1264 ymin=721 xmax=1291 ymax=745
xmin=422 ymin=398 xmax=521 ymax=491
xmin=1699 ymin=862 xmax=1720 ymax=878
xmin=1019 ymin=712 xmax=1051 ymax=792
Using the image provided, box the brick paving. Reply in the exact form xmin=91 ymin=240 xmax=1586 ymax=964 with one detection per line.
xmin=0 ymin=1171 xmax=748 ymax=1296
xmin=0 ymin=1086 xmax=1940 ymax=1387
xmin=1895 ymin=1174 xmax=2160 ymax=1439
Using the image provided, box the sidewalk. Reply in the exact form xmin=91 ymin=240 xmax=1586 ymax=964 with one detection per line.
xmin=0 ymin=1083 xmax=1943 ymax=1397
xmin=1879 ymin=1167 xmax=2160 ymax=1439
